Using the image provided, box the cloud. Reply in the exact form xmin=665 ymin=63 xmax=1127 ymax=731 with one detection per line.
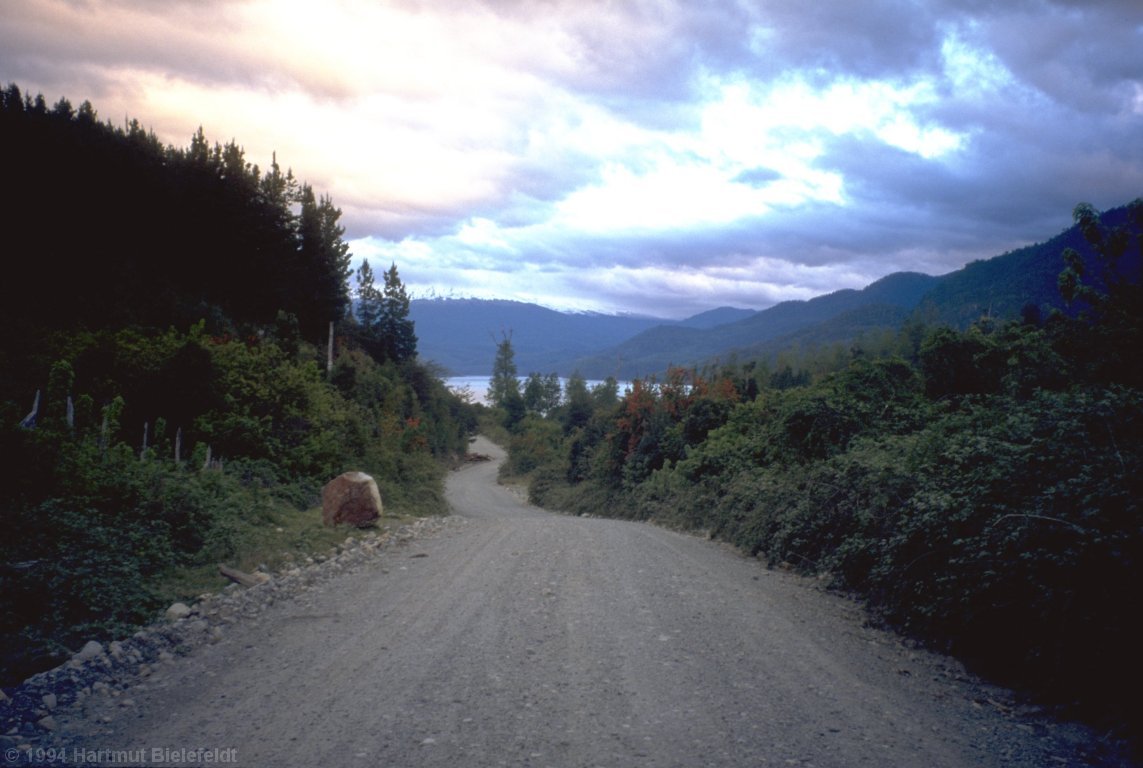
xmin=2 ymin=0 xmax=1141 ymax=318
xmin=976 ymin=2 xmax=1143 ymax=114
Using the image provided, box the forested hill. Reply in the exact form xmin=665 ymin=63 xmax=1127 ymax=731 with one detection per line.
xmin=0 ymin=85 xmax=474 ymax=688
xmin=566 ymin=207 xmax=1141 ymax=379
xmin=410 ymin=300 xmax=759 ymax=376
xmin=413 ymin=203 xmax=1141 ymax=381
xmin=569 ymin=272 xmax=941 ymax=379
xmin=917 ymin=203 xmax=1143 ymax=328
xmin=0 ymin=84 xmax=350 ymax=348
xmin=410 ymin=205 xmax=1141 ymax=381
xmin=410 ymin=299 xmax=669 ymax=375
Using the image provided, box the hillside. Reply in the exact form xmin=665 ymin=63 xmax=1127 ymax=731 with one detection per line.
xmin=410 ymin=299 xmax=669 ymax=375
xmin=675 ymin=306 xmax=757 ymax=328
xmin=728 ymin=303 xmax=916 ymax=365
xmin=917 ymin=203 xmax=1141 ymax=327
xmin=412 ymin=204 xmax=1141 ymax=381
xmin=563 ymin=206 xmax=1141 ymax=378
xmin=569 ymin=272 xmax=941 ymax=379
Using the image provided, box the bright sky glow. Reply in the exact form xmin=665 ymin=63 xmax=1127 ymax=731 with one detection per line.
xmin=2 ymin=0 xmax=1141 ymax=318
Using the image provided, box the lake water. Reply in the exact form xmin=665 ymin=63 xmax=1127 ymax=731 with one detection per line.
xmin=445 ymin=376 xmax=629 ymax=404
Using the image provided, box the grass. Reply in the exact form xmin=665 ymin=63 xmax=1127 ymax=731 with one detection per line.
xmin=154 ymin=496 xmax=428 ymax=606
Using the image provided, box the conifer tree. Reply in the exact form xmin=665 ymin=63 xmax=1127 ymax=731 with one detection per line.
xmin=295 ymin=185 xmax=352 ymax=339
xmin=489 ymin=332 xmax=519 ymax=407
xmin=380 ymin=262 xmax=417 ymax=363
xmin=354 ymin=259 xmax=384 ymax=358
xmin=356 ymin=259 xmax=381 ymax=332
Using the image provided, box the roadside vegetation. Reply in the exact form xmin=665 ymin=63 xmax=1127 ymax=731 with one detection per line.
xmin=491 ymin=201 xmax=1142 ymax=739
xmin=0 ymin=86 xmax=477 ymax=687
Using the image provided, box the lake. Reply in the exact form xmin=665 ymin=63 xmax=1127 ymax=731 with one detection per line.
xmin=445 ymin=376 xmax=630 ymax=404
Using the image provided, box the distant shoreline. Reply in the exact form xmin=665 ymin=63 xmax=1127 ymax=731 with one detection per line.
xmin=444 ymin=376 xmax=629 ymax=404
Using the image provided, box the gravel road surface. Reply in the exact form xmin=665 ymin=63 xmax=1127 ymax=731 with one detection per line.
xmin=49 ymin=437 xmax=1120 ymax=767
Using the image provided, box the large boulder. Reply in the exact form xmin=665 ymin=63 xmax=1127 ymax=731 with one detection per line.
xmin=322 ymin=471 xmax=383 ymax=527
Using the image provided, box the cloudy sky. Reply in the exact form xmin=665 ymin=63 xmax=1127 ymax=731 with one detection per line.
xmin=3 ymin=0 xmax=1142 ymax=318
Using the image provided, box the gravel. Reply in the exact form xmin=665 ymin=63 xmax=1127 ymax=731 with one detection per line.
xmin=0 ymin=516 xmax=459 ymax=758
xmin=2 ymin=436 xmax=1133 ymax=767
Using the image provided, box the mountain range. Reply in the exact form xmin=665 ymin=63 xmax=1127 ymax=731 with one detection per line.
xmin=412 ymin=203 xmax=1140 ymax=379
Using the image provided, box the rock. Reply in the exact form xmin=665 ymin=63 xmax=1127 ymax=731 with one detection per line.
xmin=36 ymin=716 xmax=57 ymax=731
xmin=321 ymin=471 xmax=383 ymax=527
xmin=75 ymin=641 xmax=104 ymax=662
xmin=165 ymin=602 xmax=192 ymax=621
xmin=41 ymin=694 xmax=56 ymax=710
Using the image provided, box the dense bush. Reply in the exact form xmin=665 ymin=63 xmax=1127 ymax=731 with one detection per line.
xmin=0 ymin=84 xmax=477 ymax=690
xmin=0 ymin=331 xmax=472 ymax=686
xmin=506 ymin=202 xmax=1143 ymax=735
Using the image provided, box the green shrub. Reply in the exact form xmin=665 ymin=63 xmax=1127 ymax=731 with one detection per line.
xmin=0 ymin=328 xmax=473 ymax=687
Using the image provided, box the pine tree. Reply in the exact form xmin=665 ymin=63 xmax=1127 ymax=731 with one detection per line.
xmin=356 ymin=259 xmax=381 ymax=331
xmin=488 ymin=332 xmax=519 ymax=407
xmin=294 ymin=185 xmax=352 ymax=339
xmin=354 ymin=259 xmax=384 ymax=358
xmin=318 ymin=193 xmax=352 ymax=324
xmin=380 ymin=262 xmax=416 ymax=363
xmin=259 ymin=151 xmax=298 ymax=210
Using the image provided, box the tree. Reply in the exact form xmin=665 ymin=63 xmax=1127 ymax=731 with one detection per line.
xmin=523 ymin=372 xmax=561 ymax=415
xmin=561 ymin=373 xmax=593 ymax=434
xmin=488 ymin=332 xmax=519 ymax=408
xmin=380 ymin=262 xmax=417 ymax=363
xmin=356 ymin=259 xmax=379 ymax=323
xmin=351 ymin=260 xmax=416 ymax=364
xmin=294 ymin=184 xmax=352 ymax=339
xmin=591 ymin=377 xmax=621 ymax=410
xmin=259 ymin=151 xmax=298 ymax=211
xmin=1056 ymin=199 xmax=1143 ymax=386
xmin=354 ymin=259 xmax=383 ymax=357
xmin=917 ymin=326 xmax=997 ymax=398
xmin=318 ymin=193 xmax=353 ymax=316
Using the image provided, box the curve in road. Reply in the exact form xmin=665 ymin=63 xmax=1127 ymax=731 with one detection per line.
xmin=52 ymin=436 xmax=1111 ymax=767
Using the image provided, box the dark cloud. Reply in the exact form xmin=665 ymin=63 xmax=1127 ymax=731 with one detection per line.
xmin=2 ymin=0 xmax=1140 ymax=318
xmin=979 ymin=3 xmax=1143 ymax=113
xmin=737 ymin=1 xmax=944 ymax=81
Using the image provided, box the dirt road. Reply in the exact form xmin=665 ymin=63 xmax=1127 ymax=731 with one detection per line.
xmin=52 ymin=437 xmax=1114 ymax=767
